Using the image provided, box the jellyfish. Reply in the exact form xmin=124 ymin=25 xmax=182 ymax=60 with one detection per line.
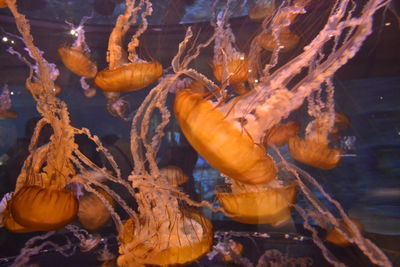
xmin=249 ymin=0 xmax=276 ymax=22
xmin=3 ymin=0 xmax=123 ymax=234
xmin=58 ymin=17 xmax=97 ymax=79
xmin=159 ymin=165 xmax=188 ymax=187
xmin=263 ymin=121 xmax=300 ymax=147
xmin=257 ymin=0 xmax=309 ymax=53
xmin=0 ymin=84 xmax=18 ymax=119
xmin=288 ymin=81 xmax=341 ymax=170
xmin=114 ymin=70 xmax=217 ymax=266
xmin=217 ymin=179 xmax=297 ymax=225
xmin=78 ymin=188 xmax=114 ymax=231
xmin=0 ymin=0 xmax=7 ymax=8
xmin=212 ymin=6 xmax=250 ymax=95
xmin=94 ymin=0 xmax=162 ymax=93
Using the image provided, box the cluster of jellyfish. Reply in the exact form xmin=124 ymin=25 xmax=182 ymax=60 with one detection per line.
xmin=0 ymin=0 xmax=395 ymax=266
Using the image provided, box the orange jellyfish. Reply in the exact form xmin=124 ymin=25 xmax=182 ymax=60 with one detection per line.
xmin=174 ymin=89 xmax=277 ymax=185
xmin=78 ymin=189 xmax=114 ymax=231
xmin=257 ymin=0 xmax=310 ymax=52
xmin=289 ymin=123 xmax=341 ymax=170
xmin=159 ymin=165 xmax=188 ymax=187
xmin=263 ymin=121 xmax=300 ymax=147
xmin=118 ymin=209 xmax=213 ymax=266
xmin=217 ymin=180 xmax=297 ymax=225
xmin=58 ymin=18 xmax=97 ymax=78
xmin=289 ymin=78 xmax=341 ymax=170
xmin=249 ymin=0 xmax=276 ymax=21
xmin=212 ymin=8 xmax=250 ymax=94
xmin=94 ymin=0 xmax=162 ymax=93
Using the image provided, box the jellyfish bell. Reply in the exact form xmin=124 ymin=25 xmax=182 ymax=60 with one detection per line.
xmin=159 ymin=165 xmax=188 ymax=187
xmin=78 ymin=189 xmax=114 ymax=231
xmin=174 ymin=89 xmax=277 ymax=185
xmin=325 ymin=218 xmax=364 ymax=246
xmin=10 ymin=185 xmax=78 ymax=231
xmin=117 ymin=209 xmax=213 ymax=266
xmin=249 ymin=0 xmax=276 ymax=21
xmin=94 ymin=61 xmax=163 ymax=93
xmin=288 ymin=134 xmax=341 ymax=170
xmin=213 ymin=58 xmax=249 ymax=86
xmin=58 ymin=45 xmax=98 ymax=78
xmin=217 ymin=181 xmax=297 ymax=225
xmin=258 ymin=29 xmax=300 ymax=52
xmin=263 ymin=121 xmax=300 ymax=147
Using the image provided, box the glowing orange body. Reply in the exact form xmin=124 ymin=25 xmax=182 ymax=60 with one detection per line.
xmin=118 ymin=210 xmax=213 ymax=266
xmin=58 ymin=46 xmax=98 ymax=78
xmin=10 ymin=185 xmax=78 ymax=231
xmin=264 ymin=121 xmax=300 ymax=147
xmin=174 ymin=89 xmax=277 ymax=185
xmin=288 ymin=136 xmax=341 ymax=170
xmin=213 ymin=58 xmax=249 ymax=85
xmin=217 ymin=183 xmax=297 ymax=224
xmin=259 ymin=29 xmax=300 ymax=52
xmin=325 ymin=219 xmax=363 ymax=246
xmin=78 ymin=190 xmax=113 ymax=231
xmin=0 ymin=0 xmax=6 ymax=8
xmin=94 ymin=61 xmax=163 ymax=92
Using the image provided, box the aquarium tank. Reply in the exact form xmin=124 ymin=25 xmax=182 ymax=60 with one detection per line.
xmin=0 ymin=0 xmax=399 ymax=266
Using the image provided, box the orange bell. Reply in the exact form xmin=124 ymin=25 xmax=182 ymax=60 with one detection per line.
xmin=217 ymin=183 xmax=297 ymax=225
xmin=94 ymin=61 xmax=163 ymax=93
xmin=288 ymin=135 xmax=341 ymax=170
xmin=117 ymin=210 xmax=213 ymax=266
xmin=58 ymin=45 xmax=98 ymax=78
xmin=213 ymin=58 xmax=249 ymax=85
xmin=78 ymin=190 xmax=114 ymax=231
xmin=10 ymin=185 xmax=78 ymax=231
xmin=174 ymin=89 xmax=277 ymax=185
xmin=258 ymin=29 xmax=300 ymax=52
xmin=264 ymin=121 xmax=300 ymax=147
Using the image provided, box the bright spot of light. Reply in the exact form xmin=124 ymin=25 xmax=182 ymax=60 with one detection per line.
xmin=11 ymin=40 xmax=15 ymax=44
xmin=279 ymin=45 xmax=285 ymax=49
xmin=239 ymin=56 xmax=244 ymax=60
xmin=248 ymin=69 xmax=252 ymax=73
xmin=2 ymin=36 xmax=8 ymax=42
xmin=70 ymin=29 xmax=76 ymax=35
xmin=380 ymin=96 xmax=383 ymax=100
xmin=385 ymin=22 xmax=391 ymax=26
xmin=10 ymin=91 xmax=14 ymax=95
xmin=254 ymin=79 xmax=259 ymax=83
xmin=329 ymin=34 xmax=334 ymax=38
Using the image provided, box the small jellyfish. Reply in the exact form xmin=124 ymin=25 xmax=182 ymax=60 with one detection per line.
xmin=58 ymin=18 xmax=98 ymax=78
xmin=78 ymin=189 xmax=114 ymax=231
xmin=258 ymin=29 xmax=300 ymax=52
xmin=159 ymin=165 xmax=188 ymax=187
xmin=249 ymin=0 xmax=276 ymax=21
xmin=217 ymin=179 xmax=297 ymax=225
xmin=263 ymin=121 xmax=300 ymax=147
